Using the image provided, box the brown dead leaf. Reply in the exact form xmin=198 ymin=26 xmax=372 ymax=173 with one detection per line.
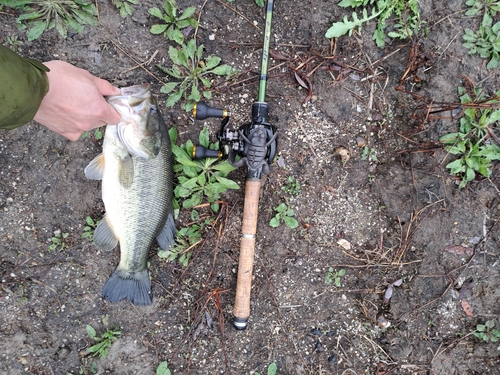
xmin=444 ymin=245 xmax=473 ymax=257
xmin=270 ymin=49 xmax=290 ymax=61
xmin=294 ymin=71 xmax=309 ymax=89
xmin=461 ymin=300 xmax=474 ymax=317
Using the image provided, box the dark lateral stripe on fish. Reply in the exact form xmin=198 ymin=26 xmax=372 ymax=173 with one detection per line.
xmin=102 ymin=269 xmax=152 ymax=305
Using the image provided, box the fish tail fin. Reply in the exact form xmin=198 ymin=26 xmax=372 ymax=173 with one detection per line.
xmin=102 ymin=269 xmax=152 ymax=305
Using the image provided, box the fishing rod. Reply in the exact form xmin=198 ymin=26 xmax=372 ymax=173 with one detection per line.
xmin=192 ymin=0 xmax=277 ymax=330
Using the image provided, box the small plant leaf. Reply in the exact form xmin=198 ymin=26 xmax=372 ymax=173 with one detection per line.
xmin=156 ymin=361 xmax=172 ymax=375
xmin=283 ymin=216 xmax=299 ymax=229
xmin=150 ymin=23 xmax=168 ymax=34
xmin=213 ymin=161 xmax=236 ymax=174
xmin=86 ymin=325 xmax=97 ymax=339
xmin=199 ymin=127 xmax=210 ymax=148
xmin=269 ymin=216 xmax=281 ymax=228
xmin=267 ymin=362 xmax=277 ymax=375
xmin=163 ymin=0 xmax=176 ymax=17
xmin=215 ymin=176 xmax=240 ymax=190
xmin=27 ymin=21 xmax=47 ymax=41
xmin=274 ymin=203 xmax=287 ymax=213
xmin=211 ymin=64 xmax=236 ymax=76
xmin=165 ymin=90 xmax=183 ymax=107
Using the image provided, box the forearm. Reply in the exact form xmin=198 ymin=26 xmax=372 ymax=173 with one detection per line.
xmin=0 ymin=45 xmax=50 ymax=130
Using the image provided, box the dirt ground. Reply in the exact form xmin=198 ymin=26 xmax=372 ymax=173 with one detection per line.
xmin=1 ymin=0 xmax=500 ymax=374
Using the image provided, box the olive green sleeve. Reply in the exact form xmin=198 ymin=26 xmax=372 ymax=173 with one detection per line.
xmin=0 ymin=44 xmax=50 ymax=130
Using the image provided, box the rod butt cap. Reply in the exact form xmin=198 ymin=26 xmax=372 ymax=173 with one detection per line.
xmin=233 ymin=317 xmax=248 ymax=330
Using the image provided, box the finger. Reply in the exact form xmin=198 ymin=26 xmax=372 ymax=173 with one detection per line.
xmin=61 ymin=131 xmax=82 ymax=142
xmin=101 ymin=103 xmax=122 ymax=125
xmin=91 ymin=76 xmax=121 ymax=96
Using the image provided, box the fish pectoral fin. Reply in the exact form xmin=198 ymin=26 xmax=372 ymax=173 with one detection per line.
xmin=93 ymin=216 xmax=118 ymax=251
xmin=84 ymin=153 xmax=105 ymax=180
xmin=156 ymin=213 xmax=176 ymax=251
xmin=118 ymin=154 xmax=134 ymax=188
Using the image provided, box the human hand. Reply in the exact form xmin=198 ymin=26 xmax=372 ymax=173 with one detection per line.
xmin=33 ymin=61 xmax=121 ymax=141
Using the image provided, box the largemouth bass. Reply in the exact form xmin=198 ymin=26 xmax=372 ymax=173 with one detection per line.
xmin=84 ymin=84 xmax=175 ymax=306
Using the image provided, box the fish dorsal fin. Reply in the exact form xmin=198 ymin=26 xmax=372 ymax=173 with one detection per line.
xmin=94 ymin=215 xmax=118 ymax=251
xmin=118 ymin=154 xmax=134 ymax=188
xmin=84 ymin=153 xmax=105 ymax=180
xmin=156 ymin=213 xmax=176 ymax=251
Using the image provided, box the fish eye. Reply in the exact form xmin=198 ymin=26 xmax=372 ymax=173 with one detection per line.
xmin=150 ymin=106 xmax=157 ymax=115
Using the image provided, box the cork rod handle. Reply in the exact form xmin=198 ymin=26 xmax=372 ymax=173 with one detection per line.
xmin=233 ymin=178 xmax=261 ymax=330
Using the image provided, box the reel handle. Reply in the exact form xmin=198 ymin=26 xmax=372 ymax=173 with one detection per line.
xmin=193 ymin=102 xmax=230 ymax=120
xmin=192 ymin=144 xmax=222 ymax=160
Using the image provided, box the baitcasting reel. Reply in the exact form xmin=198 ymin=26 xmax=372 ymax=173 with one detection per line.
xmin=192 ymin=102 xmax=278 ymax=175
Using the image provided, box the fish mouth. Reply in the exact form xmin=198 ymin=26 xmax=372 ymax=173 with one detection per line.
xmin=107 ymin=84 xmax=151 ymax=114
xmin=106 ymin=84 xmax=159 ymax=159
xmin=120 ymin=83 xmax=151 ymax=104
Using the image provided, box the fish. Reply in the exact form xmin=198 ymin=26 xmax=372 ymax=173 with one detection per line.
xmin=84 ymin=83 xmax=175 ymax=306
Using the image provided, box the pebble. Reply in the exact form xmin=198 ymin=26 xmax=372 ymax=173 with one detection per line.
xmin=315 ymin=340 xmax=324 ymax=352
xmin=334 ymin=147 xmax=350 ymax=162
xmin=310 ymin=328 xmax=322 ymax=336
xmin=356 ymin=135 xmax=367 ymax=148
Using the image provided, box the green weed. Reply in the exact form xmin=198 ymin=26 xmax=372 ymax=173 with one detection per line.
xmin=81 ymin=216 xmax=99 ymax=242
xmin=158 ymin=210 xmax=213 ymax=266
xmin=463 ymin=0 xmax=500 ymax=69
xmin=473 ymin=320 xmax=500 ymax=342
xmin=325 ymin=268 xmax=346 ymax=287
xmin=6 ymin=34 xmax=23 ymax=52
xmin=3 ymin=0 xmax=98 ymax=41
xmin=157 ymin=39 xmax=237 ymax=112
xmin=465 ymin=0 xmax=500 ymax=16
xmin=111 ymin=0 xmax=137 ymax=18
xmin=49 ymin=230 xmax=71 ymax=252
xmin=227 ymin=0 xmax=264 ymax=7
xmin=81 ymin=127 xmax=104 ymax=141
xmin=149 ymin=0 xmax=198 ymax=44
xmin=255 ymin=361 xmax=279 ymax=375
xmin=281 ymin=176 xmax=301 ymax=197
xmin=269 ymin=203 xmax=299 ymax=229
xmin=156 ymin=361 xmax=172 ymax=375
xmin=93 ymin=127 xmax=103 ymax=140
xmin=163 ymin=127 xmax=238 ymax=266
xmin=440 ymin=85 xmax=500 ymax=188
xmin=361 ymin=146 xmax=378 ymax=162
xmin=170 ymin=126 xmax=239 ymax=211
xmin=325 ymin=0 xmax=423 ymax=47
xmin=86 ymin=324 xmax=121 ymax=359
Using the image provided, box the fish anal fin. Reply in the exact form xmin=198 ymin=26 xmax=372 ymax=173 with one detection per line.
xmin=156 ymin=214 xmax=176 ymax=251
xmin=93 ymin=216 xmax=118 ymax=251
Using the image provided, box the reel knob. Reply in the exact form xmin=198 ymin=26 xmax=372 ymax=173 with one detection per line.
xmin=192 ymin=144 xmax=223 ymax=160
xmin=193 ymin=102 xmax=230 ymax=120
